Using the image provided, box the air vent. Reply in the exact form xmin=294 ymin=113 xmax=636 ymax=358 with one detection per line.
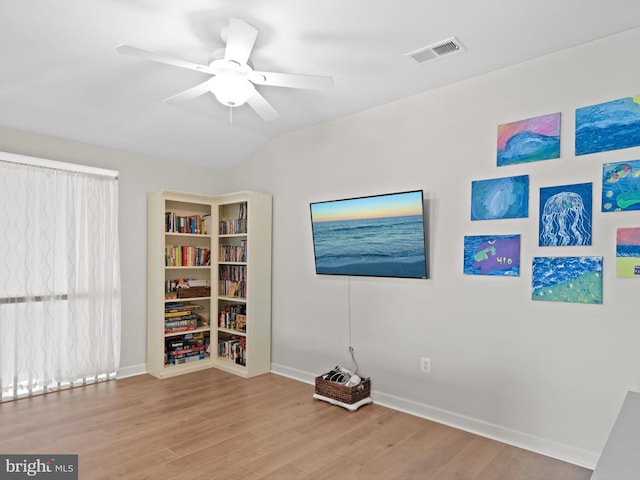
xmin=406 ymin=37 xmax=465 ymax=64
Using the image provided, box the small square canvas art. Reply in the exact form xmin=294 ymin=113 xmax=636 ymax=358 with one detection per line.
xmin=576 ymin=95 xmax=640 ymax=156
xmin=471 ymin=175 xmax=529 ymax=220
xmin=497 ymin=113 xmax=560 ymax=166
xmin=616 ymin=228 xmax=640 ymax=278
xmin=539 ymin=183 xmax=592 ymax=246
xmin=532 ymin=256 xmax=603 ymax=304
xmin=602 ymin=159 xmax=640 ymax=212
xmin=463 ymin=235 xmax=520 ymax=276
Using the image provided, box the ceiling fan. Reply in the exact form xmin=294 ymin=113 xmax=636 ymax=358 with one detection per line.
xmin=117 ymin=17 xmax=334 ymax=121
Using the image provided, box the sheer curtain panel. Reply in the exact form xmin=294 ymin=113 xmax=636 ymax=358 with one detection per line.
xmin=0 ymin=155 xmax=121 ymax=402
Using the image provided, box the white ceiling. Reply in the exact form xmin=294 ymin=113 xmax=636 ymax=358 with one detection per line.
xmin=1 ymin=1 xmax=640 ymax=171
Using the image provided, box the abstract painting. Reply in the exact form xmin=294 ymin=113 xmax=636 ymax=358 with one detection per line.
xmin=532 ymin=256 xmax=603 ymax=304
xmin=463 ymin=235 xmax=520 ymax=276
xmin=576 ymin=95 xmax=640 ymax=156
xmin=471 ymin=175 xmax=529 ymax=220
xmin=616 ymin=227 xmax=640 ymax=278
xmin=497 ymin=112 xmax=561 ymax=166
xmin=602 ymin=159 xmax=640 ymax=212
xmin=539 ymin=183 xmax=592 ymax=246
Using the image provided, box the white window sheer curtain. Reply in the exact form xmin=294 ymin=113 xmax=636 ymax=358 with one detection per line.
xmin=0 ymin=156 xmax=121 ymax=402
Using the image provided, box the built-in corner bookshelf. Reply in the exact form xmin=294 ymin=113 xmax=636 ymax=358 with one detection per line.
xmin=147 ymin=190 xmax=272 ymax=379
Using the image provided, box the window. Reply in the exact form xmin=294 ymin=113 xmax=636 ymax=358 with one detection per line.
xmin=0 ymin=152 xmax=121 ymax=401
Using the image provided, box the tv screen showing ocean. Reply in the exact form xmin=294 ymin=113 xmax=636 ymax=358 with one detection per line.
xmin=311 ymin=214 xmax=427 ymax=278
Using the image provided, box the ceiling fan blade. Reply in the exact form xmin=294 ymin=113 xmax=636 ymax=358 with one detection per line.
xmin=163 ymin=80 xmax=211 ymax=103
xmin=250 ymin=71 xmax=334 ymax=90
xmin=116 ymin=44 xmax=215 ymax=74
xmin=246 ymin=90 xmax=280 ymax=121
xmin=223 ymin=18 xmax=258 ymax=65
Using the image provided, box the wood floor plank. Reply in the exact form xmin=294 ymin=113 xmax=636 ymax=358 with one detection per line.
xmin=474 ymin=444 xmax=536 ymax=480
xmin=428 ymin=435 xmax=505 ymax=480
xmin=355 ymin=424 xmax=476 ymax=479
xmin=0 ymin=370 xmax=593 ymax=480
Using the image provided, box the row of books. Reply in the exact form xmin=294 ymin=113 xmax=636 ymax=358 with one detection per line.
xmin=219 ymin=304 xmax=246 ymax=331
xmin=220 ymin=241 xmax=247 ymax=263
xmin=219 ymin=264 xmax=246 ymax=297
xmin=166 ymin=212 xmax=211 ymax=235
xmin=165 ymin=246 xmax=211 ymax=267
xmin=219 ymin=202 xmax=247 ymax=234
xmin=219 ymin=264 xmax=246 ymax=281
xmin=219 ymin=218 xmax=247 ymax=235
xmin=164 ymin=301 xmax=207 ymax=334
xmin=218 ymin=335 xmax=246 ymax=366
xmin=165 ymin=332 xmax=210 ymax=365
xmin=219 ymin=280 xmax=246 ymax=298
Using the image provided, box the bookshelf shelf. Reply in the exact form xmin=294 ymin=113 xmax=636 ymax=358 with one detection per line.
xmin=164 ymin=266 xmax=211 ymax=270
xmin=148 ymin=190 xmax=272 ymax=379
xmin=166 ymin=233 xmax=211 ymax=239
xmin=218 ymin=327 xmax=247 ymax=336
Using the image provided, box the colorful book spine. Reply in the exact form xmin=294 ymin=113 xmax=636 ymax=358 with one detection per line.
xmin=165 ymin=212 xmax=211 ymax=235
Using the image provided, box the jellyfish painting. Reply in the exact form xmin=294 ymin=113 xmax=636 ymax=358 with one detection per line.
xmin=539 ymin=183 xmax=592 ymax=247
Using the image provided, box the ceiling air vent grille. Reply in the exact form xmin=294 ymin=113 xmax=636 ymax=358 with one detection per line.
xmin=406 ymin=37 xmax=465 ymax=64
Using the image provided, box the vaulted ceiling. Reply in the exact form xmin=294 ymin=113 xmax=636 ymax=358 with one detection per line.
xmin=1 ymin=1 xmax=640 ymax=170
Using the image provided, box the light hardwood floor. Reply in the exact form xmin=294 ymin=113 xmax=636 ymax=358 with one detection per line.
xmin=0 ymin=369 xmax=593 ymax=479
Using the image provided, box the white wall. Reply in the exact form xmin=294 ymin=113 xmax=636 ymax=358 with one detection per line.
xmin=224 ymin=27 xmax=640 ymax=467
xmin=0 ymin=128 xmax=224 ymax=375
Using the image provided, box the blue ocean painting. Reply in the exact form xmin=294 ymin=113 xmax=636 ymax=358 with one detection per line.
xmin=497 ymin=113 xmax=561 ymax=166
xmin=310 ymin=191 xmax=427 ymax=278
xmin=602 ymin=159 xmax=640 ymax=212
xmin=532 ymin=256 xmax=603 ymax=304
xmin=539 ymin=183 xmax=592 ymax=246
xmin=471 ymin=175 xmax=529 ymax=220
xmin=463 ymin=235 xmax=520 ymax=276
xmin=576 ymin=95 xmax=640 ymax=155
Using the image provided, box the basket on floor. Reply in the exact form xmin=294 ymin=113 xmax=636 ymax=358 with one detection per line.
xmin=314 ymin=376 xmax=371 ymax=405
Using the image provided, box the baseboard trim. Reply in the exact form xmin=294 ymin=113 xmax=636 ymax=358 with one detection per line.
xmin=270 ymin=363 xmax=598 ymax=469
xmin=116 ymin=363 xmax=147 ymax=379
xmin=271 ymin=363 xmax=316 ymax=385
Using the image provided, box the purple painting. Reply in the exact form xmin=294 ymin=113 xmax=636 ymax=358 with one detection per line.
xmin=463 ymin=234 xmax=521 ymax=276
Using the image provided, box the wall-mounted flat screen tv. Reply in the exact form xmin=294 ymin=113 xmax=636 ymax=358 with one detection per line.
xmin=310 ymin=190 xmax=427 ymax=279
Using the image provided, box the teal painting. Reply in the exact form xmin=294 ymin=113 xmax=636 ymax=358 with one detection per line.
xmin=471 ymin=175 xmax=529 ymax=220
xmin=576 ymin=95 xmax=640 ymax=155
xmin=602 ymin=159 xmax=640 ymax=212
xmin=532 ymin=257 xmax=603 ymax=304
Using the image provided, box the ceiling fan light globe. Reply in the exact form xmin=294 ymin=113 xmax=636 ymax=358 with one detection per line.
xmin=210 ymin=76 xmax=255 ymax=107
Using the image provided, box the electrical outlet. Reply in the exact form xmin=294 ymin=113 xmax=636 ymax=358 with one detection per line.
xmin=420 ymin=356 xmax=431 ymax=373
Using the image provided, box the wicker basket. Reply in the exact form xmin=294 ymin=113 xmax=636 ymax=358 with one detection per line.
xmin=315 ymin=376 xmax=371 ymax=405
xmin=177 ymin=286 xmax=211 ymax=299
